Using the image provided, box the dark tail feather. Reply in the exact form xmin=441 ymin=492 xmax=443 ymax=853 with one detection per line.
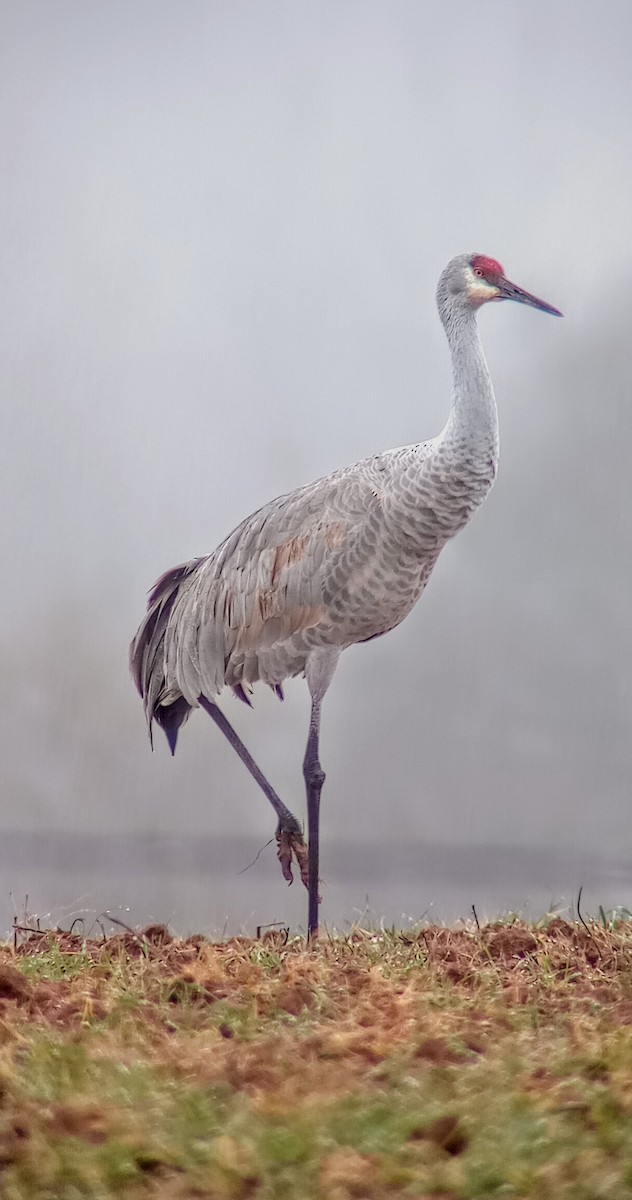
xmin=129 ymin=558 xmax=203 ymax=751
xmin=154 ymin=696 xmax=192 ymax=755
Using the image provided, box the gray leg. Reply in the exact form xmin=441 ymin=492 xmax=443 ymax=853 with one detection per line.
xmin=303 ymin=647 xmax=340 ymax=939
xmin=198 ymin=695 xmax=308 ymax=888
xmin=303 ymin=697 xmax=325 ymax=938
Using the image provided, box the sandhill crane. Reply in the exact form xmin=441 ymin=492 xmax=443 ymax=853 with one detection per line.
xmin=130 ymin=253 xmax=561 ymax=937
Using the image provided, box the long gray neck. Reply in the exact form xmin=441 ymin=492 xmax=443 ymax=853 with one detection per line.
xmin=440 ymin=305 xmax=499 ymax=461
xmin=381 ymin=298 xmax=499 ymax=556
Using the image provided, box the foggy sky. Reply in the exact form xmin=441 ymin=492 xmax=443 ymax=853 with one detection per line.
xmin=1 ymin=2 xmax=631 ymax=928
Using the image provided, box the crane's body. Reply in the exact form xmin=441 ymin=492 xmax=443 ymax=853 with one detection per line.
xmin=131 ymin=253 xmax=561 ymax=937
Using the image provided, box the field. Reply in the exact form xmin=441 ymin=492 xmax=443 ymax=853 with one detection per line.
xmin=0 ymin=915 xmax=631 ymax=1198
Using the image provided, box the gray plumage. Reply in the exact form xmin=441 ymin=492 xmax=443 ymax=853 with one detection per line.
xmin=130 ymin=252 xmax=561 ymax=936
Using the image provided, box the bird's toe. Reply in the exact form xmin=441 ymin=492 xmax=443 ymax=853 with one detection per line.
xmin=276 ymin=827 xmax=310 ymax=890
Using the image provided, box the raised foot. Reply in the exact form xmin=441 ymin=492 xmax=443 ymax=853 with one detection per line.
xmin=276 ymin=826 xmax=310 ymax=890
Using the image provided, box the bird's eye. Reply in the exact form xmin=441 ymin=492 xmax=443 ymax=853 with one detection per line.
xmin=473 ymin=267 xmax=484 ymax=278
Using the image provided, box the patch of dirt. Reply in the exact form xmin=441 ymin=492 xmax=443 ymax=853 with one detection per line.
xmin=414 ymin=1037 xmax=466 ymax=1066
xmin=415 ymin=1114 xmax=469 ymax=1156
xmin=483 ymin=926 xmax=539 ymax=959
xmin=0 ymin=965 xmax=32 ymax=1003
xmin=47 ymin=1100 xmax=111 ymax=1143
xmin=396 ymin=918 xmax=632 ymax=1012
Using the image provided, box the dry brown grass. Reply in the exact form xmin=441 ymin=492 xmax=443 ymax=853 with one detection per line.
xmin=0 ymin=916 xmax=630 ymax=1197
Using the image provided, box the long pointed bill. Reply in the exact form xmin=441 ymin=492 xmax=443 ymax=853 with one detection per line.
xmin=498 ymin=276 xmax=562 ymax=317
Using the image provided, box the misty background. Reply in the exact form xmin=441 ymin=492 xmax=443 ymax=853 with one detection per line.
xmin=1 ymin=1 xmax=631 ymax=935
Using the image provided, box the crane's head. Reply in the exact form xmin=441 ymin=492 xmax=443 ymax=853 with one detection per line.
xmin=438 ymin=254 xmax=562 ymax=319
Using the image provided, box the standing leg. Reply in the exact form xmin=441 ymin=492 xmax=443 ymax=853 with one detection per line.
xmin=303 ymin=697 xmax=324 ymax=938
xmin=198 ymin=695 xmax=308 ymax=889
xmin=303 ymin=648 xmax=340 ymax=939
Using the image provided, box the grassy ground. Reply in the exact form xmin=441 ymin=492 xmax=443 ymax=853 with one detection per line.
xmin=0 ymin=916 xmax=631 ymax=1197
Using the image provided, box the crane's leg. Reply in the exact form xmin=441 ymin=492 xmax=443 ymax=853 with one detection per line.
xmin=303 ymin=696 xmax=324 ymax=938
xmin=198 ymin=695 xmax=308 ymax=889
xmin=303 ymin=648 xmax=340 ymax=940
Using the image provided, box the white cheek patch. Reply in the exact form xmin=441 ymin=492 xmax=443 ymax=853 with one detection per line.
xmin=463 ymin=266 xmax=499 ymax=305
xmin=468 ymin=282 xmax=500 ymax=304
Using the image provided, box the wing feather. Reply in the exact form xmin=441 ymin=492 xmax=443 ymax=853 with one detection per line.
xmin=130 ymin=445 xmax=427 ymax=748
